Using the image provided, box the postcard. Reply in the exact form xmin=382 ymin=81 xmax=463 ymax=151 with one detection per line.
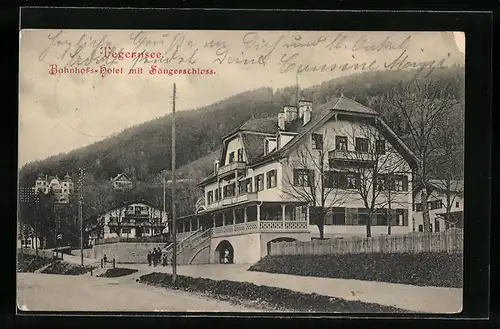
xmin=18 ymin=29 xmax=464 ymax=314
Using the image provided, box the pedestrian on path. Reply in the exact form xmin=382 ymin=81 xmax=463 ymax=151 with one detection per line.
xmin=153 ymin=249 xmax=158 ymax=267
xmin=147 ymin=251 xmax=152 ymax=266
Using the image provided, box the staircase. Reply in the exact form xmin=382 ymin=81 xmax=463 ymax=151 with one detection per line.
xmin=162 ymin=228 xmax=213 ymax=265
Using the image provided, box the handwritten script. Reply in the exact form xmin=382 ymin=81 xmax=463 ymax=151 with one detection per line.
xmin=39 ymin=31 xmax=454 ymax=78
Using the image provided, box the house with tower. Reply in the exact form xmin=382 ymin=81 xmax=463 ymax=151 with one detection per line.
xmin=33 ymin=173 xmax=75 ymax=204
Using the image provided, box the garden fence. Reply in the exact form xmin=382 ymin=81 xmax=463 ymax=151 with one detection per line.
xmin=269 ymin=228 xmax=463 ymax=256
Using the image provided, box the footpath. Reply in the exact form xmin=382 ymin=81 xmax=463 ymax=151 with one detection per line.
xmin=124 ymin=263 xmax=462 ymax=314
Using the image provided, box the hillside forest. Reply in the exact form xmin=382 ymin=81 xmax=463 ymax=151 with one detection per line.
xmin=18 ymin=66 xmax=465 ymax=245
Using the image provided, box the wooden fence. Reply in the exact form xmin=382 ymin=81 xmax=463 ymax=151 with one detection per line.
xmin=269 ymin=228 xmax=463 ymax=256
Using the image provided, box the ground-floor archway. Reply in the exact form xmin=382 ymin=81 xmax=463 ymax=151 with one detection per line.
xmin=266 ymin=237 xmax=297 ymax=255
xmin=214 ymin=240 xmax=234 ymax=264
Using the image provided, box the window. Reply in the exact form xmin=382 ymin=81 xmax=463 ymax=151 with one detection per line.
xmin=415 ymin=203 xmax=423 ymax=212
xmin=434 ymin=219 xmax=440 ymax=233
xmin=395 ymin=209 xmax=408 ymax=226
xmin=122 ymin=228 xmax=131 ymax=234
xmin=267 ymin=170 xmax=277 ymax=188
xmin=293 ymin=169 xmax=313 ymax=187
xmin=335 ymin=136 xmax=348 ymax=151
xmin=238 ymin=181 xmax=246 ymax=194
xmin=332 ymin=207 xmax=346 ymax=225
xmin=429 ymin=200 xmax=443 ymax=210
xmin=376 ymin=140 xmax=386 ymax=155
xmin=375 ymin=210 xmax=388 ymax=226
xmin=418 ymin=225 xmax=423 ymax=232
xmin=311 ymin=133 xmax=324 ymax=150
xmin=154 ymin=229 xmax=160 ymax=235
xmin=255 ymin=174 xmax=264 ymax=192
xmin=207 ymin=191 xmax=214 ymax=204
xmin=135 ymin=206 xmax=143 ymax=214
xmin=357 ymin=208 xmax=370 ymax=225
xmin=376 ymin=175 xmax=387 ymax=191
xmin=324 ymin=171 xmax=336 ymax=188
xmin=245 ymin=178 xmax=253 ymax=193
xmin=355 ymin=137 xmax=369 ymax=153
xmin=346 ymin=174 xmax=358 ymax=189
xmin=144 ymin=228 xmax=150 ymax=234
xmin=330 ymin=172 xmax=360 ymax=189
xmin=237 ymin=148 xmax=244 ymax=162
xmin=456 ymin=201 xmax=460 ymax=208
xmin=392 ymin=175 xmax=408 ymax=192
xmin=214 ymin=188 xmax=220 ymax=201
xmin=228 ymin=152 xmax=235 ymax=163
xmin=223 ymin=183 xmax=236 ymax=198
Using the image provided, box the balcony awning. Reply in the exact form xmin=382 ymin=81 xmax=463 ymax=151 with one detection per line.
xmin=177 ymin=200 xmax=309 ymax=222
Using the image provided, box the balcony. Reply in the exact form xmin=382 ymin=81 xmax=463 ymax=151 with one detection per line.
xmin=328 ymin=150 xmax=375 ymax=167
xmin=217 ymin=161 xmax=246 ymax=177
xmin=206 ymin=192 xmax=257 ymax=211
xmin=125 ymin=210 xmax=150 ymax=217
xmin=211 ymin=220 xmax=308 ymax=237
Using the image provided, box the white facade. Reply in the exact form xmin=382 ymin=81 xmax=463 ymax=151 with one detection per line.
xmin=89 ymin=202 xmax=166 ymax=244
xmin=413 ymin=182 xmax=464 ymax=232
xmin=110 ymin=173 xmax=133 ymax=190
xmin=34 ymin=173 xmax=74 ymax=203
xmin=194 ymin=96 xmax=416 ymax=241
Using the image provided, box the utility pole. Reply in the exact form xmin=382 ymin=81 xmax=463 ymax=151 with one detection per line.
xmin=34 ymin=194 xmax=39 ymax=257
xmin=163 ymin=175 xmax=166 ymax=242
xmin=78 ymin=168 xmax=85 ymax=266
xmin=171 ymin=83 xmax=177 ymax=284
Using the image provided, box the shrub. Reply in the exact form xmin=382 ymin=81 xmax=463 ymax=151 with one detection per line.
xmin=40 ymin=261 xmax=94 ymax=275
xmin=17 ymin=254 xmax=55 ymax=272
xmin=97 ymin=268 xmax=138 ymax=278
xmin=139 ymin=272 xmax=408 ymax=313
xmin=248 ymin=253 xmax=463 ymax=288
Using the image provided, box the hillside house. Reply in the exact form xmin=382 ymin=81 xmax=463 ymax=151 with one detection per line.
xmin=413 ymin=180 xmax=464 ymax=232
xmin=171 ymin=96 xmax=418 ymax=264
xmin=88 ymin=201 xmax=167 ymax=245
xmin=110 ymin=173 xmax=133 ymax=191
xmin=33 ymin=173 xmax=74 ymax=203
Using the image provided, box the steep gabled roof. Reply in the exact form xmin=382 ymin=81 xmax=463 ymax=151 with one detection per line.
xmin=241 ymin=133 xmax=269 ymax=163
xmin=199 ymin=95 xmax=419 ymax=185
xmin=240 ymin=117 xmax=279 ymax=134
xmin=111 ymin=172 xmax=132 ymax=182
xmin=415 ymin=179 xmax=464 ymax=194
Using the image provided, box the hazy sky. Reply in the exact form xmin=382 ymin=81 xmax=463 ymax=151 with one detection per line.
xmin=19 ymin=30 xmax=464 ymax=167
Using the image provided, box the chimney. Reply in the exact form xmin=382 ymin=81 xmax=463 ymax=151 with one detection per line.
xmin=299 ymin=100 xmax=313 ymax=126
xmin=213 ymin=159 xmax=219 ymax=174
xmin=283 ymin=105 xmax=298 ymax=122
xmin=277 ymin=113 xmax=286 ymax=130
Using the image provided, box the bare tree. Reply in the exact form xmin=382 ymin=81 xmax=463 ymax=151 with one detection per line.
xmin=332 ymin=119 xmax=412 ymax=237
xmin=429 ymin=106 xmax=464 ymax=229
xmin=381 ymin=77 xmax=460 ymax=232
xmin=280 ymin=134 xmax=348 ymax=239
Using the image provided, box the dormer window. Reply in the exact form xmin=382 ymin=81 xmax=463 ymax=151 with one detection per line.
xmin=229 ymin=152 xmax=235 ymax=163
xmin=376 ymin=140 xmax=386 ymax=155
xmin=312 ymin=133 xmax=323 ymax=150
xmin=237 ymin=148 xmax=244 ymax=162
xmin=336 ymin=136 xmax=348 ymax=151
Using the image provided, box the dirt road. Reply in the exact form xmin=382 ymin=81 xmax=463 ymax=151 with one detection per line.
xmin=17 ymin=273 xmax=265 ymax=312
